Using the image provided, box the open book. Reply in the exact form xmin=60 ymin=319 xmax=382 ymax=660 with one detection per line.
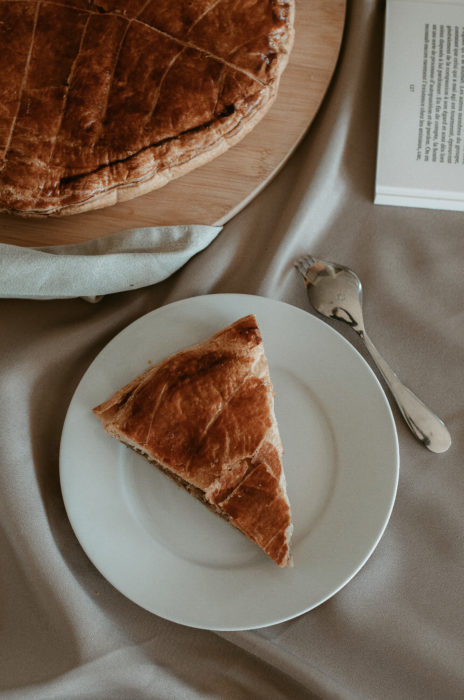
xmin=375 ymin=0 xmax=464 ymax=211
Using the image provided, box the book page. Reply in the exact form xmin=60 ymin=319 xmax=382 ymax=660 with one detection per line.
xmin=375 ymin=0 xmax=464 ymax=209
xmin=417 ymin=20 xmax=463 ymax=165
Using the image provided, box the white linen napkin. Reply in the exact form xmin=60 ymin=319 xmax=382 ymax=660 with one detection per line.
xmin=0 ymin=224 xmax=222 ymax=301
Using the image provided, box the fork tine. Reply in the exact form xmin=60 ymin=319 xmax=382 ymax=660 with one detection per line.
xmin=294 ymin=254 xmax=315 ymax=274
xmin=294 ymin=254 xmax=318 ymax=283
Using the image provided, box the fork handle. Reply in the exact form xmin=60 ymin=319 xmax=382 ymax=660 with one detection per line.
xmin=361 ymin=332 xmax=451 ymax=453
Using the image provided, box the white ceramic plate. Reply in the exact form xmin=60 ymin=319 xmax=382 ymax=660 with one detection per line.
xmin=60 ymin=294 xmax=399 ymax=630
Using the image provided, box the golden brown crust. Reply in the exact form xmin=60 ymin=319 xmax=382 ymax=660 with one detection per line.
xmin=93 ymin=314 xmax=293 ymax=567
xmin=0 ymin=0 xmax=295 ymax=216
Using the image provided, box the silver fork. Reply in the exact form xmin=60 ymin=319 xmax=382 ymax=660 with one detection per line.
xmin=295 ymin=254 xmax=451 ymax=453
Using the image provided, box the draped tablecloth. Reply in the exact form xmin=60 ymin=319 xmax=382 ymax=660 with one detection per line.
xmin=1 ymin=1 xmax=463 ymax=698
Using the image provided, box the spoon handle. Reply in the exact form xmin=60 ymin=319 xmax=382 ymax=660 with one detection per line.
xmin=361 ymin=332 xmax=451 ymax=453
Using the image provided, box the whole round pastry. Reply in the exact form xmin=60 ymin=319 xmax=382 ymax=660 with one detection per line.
xmin=0 ymin=0 xmax=295 ymax=216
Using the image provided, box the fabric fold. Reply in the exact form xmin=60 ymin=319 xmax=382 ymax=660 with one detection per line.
xmin=0 ymin=224 xmax=222 ymax=301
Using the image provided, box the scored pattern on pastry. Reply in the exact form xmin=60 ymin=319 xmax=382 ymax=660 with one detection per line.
xmin=0 ymin=0 xmax=294 ymax=215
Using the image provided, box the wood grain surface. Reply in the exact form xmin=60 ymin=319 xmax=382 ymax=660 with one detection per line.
xmin=0 ymin=0 xmax=346 ymax=247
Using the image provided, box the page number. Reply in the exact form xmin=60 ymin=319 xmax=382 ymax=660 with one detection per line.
xmin=409 ymin=84 xmax=415 ymax=92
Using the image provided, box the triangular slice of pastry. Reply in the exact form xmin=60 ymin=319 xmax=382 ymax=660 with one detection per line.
xmin=93 ymin=314 xmax=293 ymax=567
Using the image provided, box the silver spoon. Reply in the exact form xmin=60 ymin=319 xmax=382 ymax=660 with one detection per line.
xmin=295 ymin=255 xmax=451 ymax=453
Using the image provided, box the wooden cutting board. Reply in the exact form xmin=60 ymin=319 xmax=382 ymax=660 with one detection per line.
xmin=0 ymin=0 xmax=346 ymax=247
